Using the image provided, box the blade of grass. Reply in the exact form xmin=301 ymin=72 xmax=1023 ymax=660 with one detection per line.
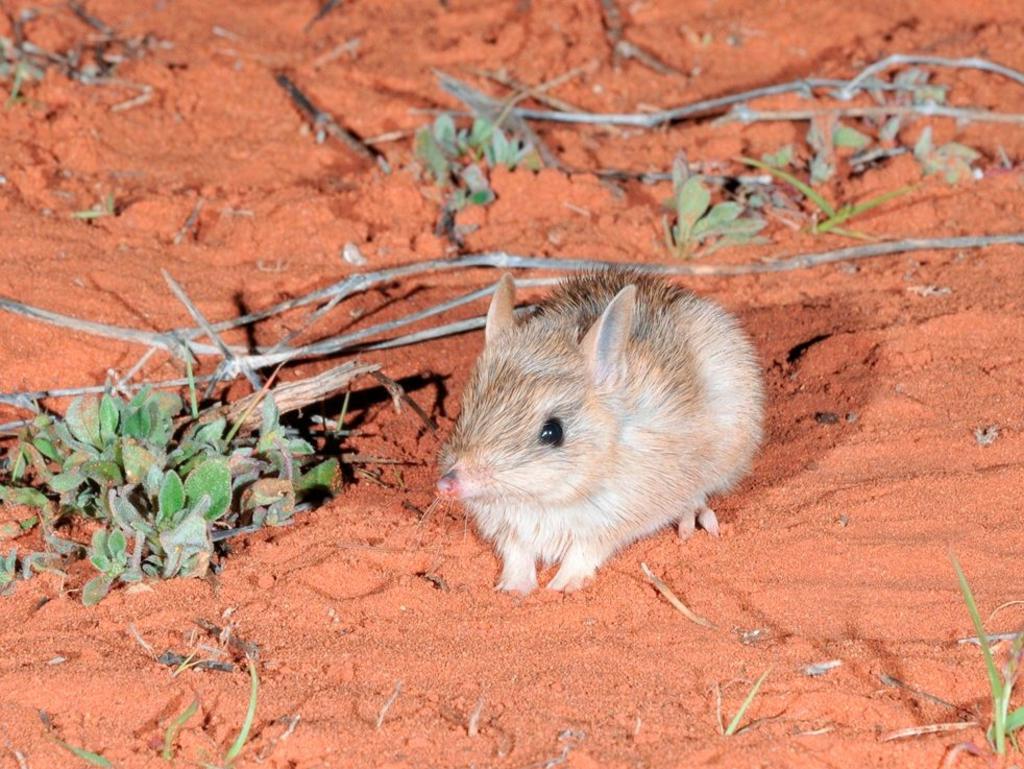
xmin=740 ymin=157 xmax=835 ymax=217
xmin=951 ymin=553 xmax=1006 ymax=754
xmin=223 ymin=364 xmax=284 ymax=445
xmin=224 ymin=657 xmax=259 ymax=765
xmin=822 ymin=226 xmax=874 ymax=240
xmin=185 ymin=356 xmax=199 ymax=419
xmin=725 ymin=668 xmax=770 ymax=736
xmin=5 ymin=60 xmax=26 ymax=109
xmin=52 ymin=738 xmax=112 ymax=768
xmin=334 ymin=389 xmax=351 ymax=436
xmin=163 ymin=698 xmax=199 ymax=761
xmin=818 ymin=185 xmax=913 ymax=233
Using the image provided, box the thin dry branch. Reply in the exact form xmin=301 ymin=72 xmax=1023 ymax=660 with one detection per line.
xmin=375 ymin=680 xmax=403 ymax=730
xmin=367 ymin=370 xmax=437 ymax=433
xmin=505 ymin=53 xmax=1024 ymax=127
xmin=879 ymin=721 xmax=978 ymax=742
xmin=274 ymin=73 xmax=390 ymax=172
xmin=161 ymin=269 xmax=262 ymax=390
xmin=434 ymin=70 xmax=564 ymax=169
xmin=837 ymin=53 xmax=1024 ymax=100
xmin=640 ymin=562 xmax=714 ymax=628
xmin=3 ymin=235 xmax=1022 ymax=409
xmin=0 ymin=296 xmax=222 ymax=356
xmin=721 ymin=103 xmax=1024 ymax=126
xmin=219 ymin=361 xmax=380 ymax=431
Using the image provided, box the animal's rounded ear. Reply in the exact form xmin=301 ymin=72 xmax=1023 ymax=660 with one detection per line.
xmin=485 ymin=273 xmax=516 ymax=345
xmin=582 ymin=284 xmax=637 ymax=387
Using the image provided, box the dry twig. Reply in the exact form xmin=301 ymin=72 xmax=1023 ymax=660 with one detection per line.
xmin=879 ymin=721 xmax=978 ymax=742
xmin=639 ymin=562 xmax=714 ymax=628
xmin=274 ymin=73 xmax=390 ymax=172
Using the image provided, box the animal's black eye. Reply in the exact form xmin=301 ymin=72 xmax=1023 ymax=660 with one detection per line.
xmin=539 ymin=418 xmax=564 ymax=447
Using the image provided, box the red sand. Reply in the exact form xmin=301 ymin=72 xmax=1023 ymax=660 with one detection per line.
xmin=1 ymin=1 xmax=1023 ymax=767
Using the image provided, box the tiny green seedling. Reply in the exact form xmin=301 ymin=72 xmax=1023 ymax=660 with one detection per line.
xmin=663 ymin=158 xmax=766 ymax=259
xmin=724 ymin=668 xmax=771 ymax=736
xmin=223 ymin=658 xmax=260 ymax=765
xmin=741 ymin=156 xmax=911 ymax=239
xmin=0 ymin=548 xmax=16 ymax=596
xmin=163 ymin=698 xmax=200 ymax=761
xmin=415 ymin=114 xmax=541 ymax=215
xmin=951 ymin=554 xmax=1024 ymax=755
xmin=0 ymin=389 xmax=340 ymax=604
xmin=52 ymin=737 xmax=112 ymax=768
xmin=914 ymin=127 xmax=980 ymax=184
xmin=71 ymin=193 xmax=116 ymax=220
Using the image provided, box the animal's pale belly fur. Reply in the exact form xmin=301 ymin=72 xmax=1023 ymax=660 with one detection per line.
xmin=467 ymin=406 xmax=751 ymax=565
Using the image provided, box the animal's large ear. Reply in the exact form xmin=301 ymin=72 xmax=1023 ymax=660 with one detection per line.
xmin=582 ymin=284 xmax=637 ymax=386
xmin=484 ymin=273 xmax=516 ymax=346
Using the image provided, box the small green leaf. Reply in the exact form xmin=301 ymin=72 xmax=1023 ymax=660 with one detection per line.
xmin=99 ymin=394 xmax=119 ymax=444
xmin=1007 ymin=706 xmax=1024 ymax=734
xmin=913 ymin=126 xmax=934 ymax=160
xmin=33 ymin=437 xmax=61 ymax=462
xmin=459 ymin=163 xmax=491 ymax=194
xmin=700 ymin=201 xmax=742 ymax=227
xmin=295 ymin=458 xmax=340 ymax=496
xmin=184 ymin=457 xmax=232 ymax=521
xmin=122 ymin=440 xmax=159 ymax=484
xmin=760 ymin=145 xmax=793 ymax=168
xmin=670 ymin=155 xmax=689 ymax=190
xmin=194 ymin=418 xmax=226 ymax=446
xmin=832 ymin=124 xmax=870 ymax=150
xmin=467 ymin=117 xmax=493 ymax=150
xmin=675 ymin=176 xmax=711 ymax=241
xmin=81 ymin=574 xmax=114 ymax=606
xmin=48 ymin=471 xmax=86 ymax=493
xmin=467 ymin=189 xmax=495 ymax=206
xmin=65 ymin=397 xmax=102 ymax=448
xmin=432 ymin=113 xmax=457 ymax=151
xmin=879 ymin=116 xmax=901 ymax=143
xmin=159 ymin=510 xmax=211 ymax=578
xmin=109 ymin=492 xmax=153 ymax=537
xmin=287 ymin=438 xmax=315 ymax=456
xmin=122 ymin=403 xmax=151 ymax=441
xmin=415 ymin=127 xmax=451 ymax=184
xmin=81 ymin=460 xmax=123 ymax=486
xmin=260 ymin=396 xmax=280 ymax=439
xmin=0 ymin=486 xmax=51 ymax=509
xmin=490 ymin=127 xmax=512 ymax=166
xmin=241 ymin=478 xmax=293 ymax=511
xmin=159 ymin=470 xmax=185 ymax=525
xmin=150 ymin=392 xmax=183 ymax=421
xmin=106 ymin=529 xmax=127 ymax=559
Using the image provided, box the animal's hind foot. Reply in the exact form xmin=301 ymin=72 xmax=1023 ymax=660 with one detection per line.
xmin=677 ymin=503 xmax=720 ymax=540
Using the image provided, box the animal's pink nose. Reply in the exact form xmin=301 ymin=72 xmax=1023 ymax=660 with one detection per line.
xmin=437 ymin=470 xmax=460 ymax=496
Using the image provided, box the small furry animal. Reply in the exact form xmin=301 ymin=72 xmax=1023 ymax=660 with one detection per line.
xmin=437 ymin=269 xmax=764 ymax=594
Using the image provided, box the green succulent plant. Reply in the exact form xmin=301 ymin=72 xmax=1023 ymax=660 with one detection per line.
xmin=663 ymin=157 xmax=767 ymax=259
xmin=415 ymin=114 xmax=541 ymax=213
xmin=0 ymin=388 xmax=339 ymax=604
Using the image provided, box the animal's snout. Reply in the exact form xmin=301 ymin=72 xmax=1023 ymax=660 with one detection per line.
xmin=437 ymin=470 xmax=460 ymax=497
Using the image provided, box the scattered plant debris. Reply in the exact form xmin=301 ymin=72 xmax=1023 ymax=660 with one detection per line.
xmin=973 ymin=425 xmax=1000 ymax=446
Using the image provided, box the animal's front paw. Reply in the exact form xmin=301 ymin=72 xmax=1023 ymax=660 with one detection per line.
xmin=546 ymin=569 xmax=595 ymax=593
xmin=496 ymin=575 xmax=537 ymax=595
